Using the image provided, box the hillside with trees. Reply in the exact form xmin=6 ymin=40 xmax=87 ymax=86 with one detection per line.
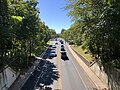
xmin=0 ymin=0 xmax=56 ymax=71
xmin=61 ymin=0 xmax=120 ymax=68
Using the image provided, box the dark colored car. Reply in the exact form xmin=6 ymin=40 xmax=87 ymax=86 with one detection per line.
xmin=69 ymin=41 xmax=74 ymax=45
xmin=55 ymin=42 xmax=58 ymax=45
xmin=61 ymin=51 xmax=68 ymax=60
xmin=61 ymin=45 xmax=64 ymax=48
xmin=49 ymin=45 xmax=52 ymax=47
xmin=61 ymin=41 xmax=64 ymax=44
xmin=55 ymin=38 xmax=57 ymax=41
xmin=61 ymin=47 xmax=65 ymax=51
xmin=52 ymin=45 xmax=56 ymax=48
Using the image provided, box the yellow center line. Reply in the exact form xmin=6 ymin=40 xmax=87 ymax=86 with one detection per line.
xmin=57 ymin=45 xmax=62 ymax=90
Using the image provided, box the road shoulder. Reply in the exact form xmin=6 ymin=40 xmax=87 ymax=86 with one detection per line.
xmin=66 ymin=44 xmax=108 ymax=90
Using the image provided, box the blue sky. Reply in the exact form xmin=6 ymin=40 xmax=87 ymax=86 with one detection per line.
xmin=37 ymin=0 xmax=72 ymax=33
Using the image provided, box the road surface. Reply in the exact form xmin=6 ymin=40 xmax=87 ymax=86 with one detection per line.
xmin=21 ymin=40 xmax=97 ymax=90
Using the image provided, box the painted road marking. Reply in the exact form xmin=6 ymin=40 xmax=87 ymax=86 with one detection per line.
xmin=57 ymin=45 xmax=62 ymax=90
xmin=71 ymin=58 xmax=89 ymax=90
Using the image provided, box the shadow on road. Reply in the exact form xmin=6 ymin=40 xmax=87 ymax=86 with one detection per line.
xmin=36 ymin=60 xmax=59 ymax=90
xmin=61 ymin=56 xmax=69 ymax=61
xmin=21 ymin=60 xmax=59 ymax=90
xmin=42 ymin=48 xmax=51 ymax=59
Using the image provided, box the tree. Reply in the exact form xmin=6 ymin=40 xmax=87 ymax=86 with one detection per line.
xmin=61 ymin=29 xmax=66 ymax=34
xmin=64 ymin=0 xmax=120 ymax=68
xmin=0 ymin=0 xmax=12 ymax=68
xmin=0 ymin=0 xmax=56 ymax=71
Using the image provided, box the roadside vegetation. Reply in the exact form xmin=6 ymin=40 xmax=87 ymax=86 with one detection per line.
xmin=61 ymin=0 xmax=120 ymax=69
xmin=72 ymin=46 xmax=93 ymax=61
xmin=0 ymin=0 xmax=56 ymax=72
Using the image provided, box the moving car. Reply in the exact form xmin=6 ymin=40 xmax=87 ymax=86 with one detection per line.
xmin=61 ymin=45 xmax=64 ymax=48
xmin=59 ymin=40 xmax=63 ymax=43
xmin=50 ymin=50 xmax=56 ymax=53
xmin=61 ymin=47 xmax=65 ymax=51
xmin=61 ymin=51 xmax=68 ymax=60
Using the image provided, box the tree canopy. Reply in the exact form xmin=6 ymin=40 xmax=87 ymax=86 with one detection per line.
xmin=62 ymin=0 xmax=120 ymax=68
xmin=0 ymin=0 xmax=56 ymax=71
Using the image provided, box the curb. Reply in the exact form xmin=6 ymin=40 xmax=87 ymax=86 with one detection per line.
xmin=19 ymin=47 xmax=49 ymax=90
xmin=66 ymin=44 xmax=108 ymax=90
xmin=8 ymin=47 xmax=49 ymax=90
xmin=71 ymin=46 xmax=90 ymax=66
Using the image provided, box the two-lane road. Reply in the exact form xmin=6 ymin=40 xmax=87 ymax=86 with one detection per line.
xmin=59 ymin=42 xmax=96 ymax=90
xmin=21 ymin=40 xmax=97 ymax=90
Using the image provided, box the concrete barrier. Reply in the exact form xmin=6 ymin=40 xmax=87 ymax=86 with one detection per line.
xmin=0 ymin=67 xmax=19 ymax=90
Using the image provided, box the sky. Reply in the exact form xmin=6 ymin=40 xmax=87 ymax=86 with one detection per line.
xmin=37 ymin=0 xmax=72 ymax=33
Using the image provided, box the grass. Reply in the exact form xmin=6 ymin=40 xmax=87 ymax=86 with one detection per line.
xmin=72 ymin=45 xmax=93 ymax=61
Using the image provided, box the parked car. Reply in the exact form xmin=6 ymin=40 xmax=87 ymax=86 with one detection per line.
xmin=61 ymin=41 xmax=64 ymax=44
xmin=52 ymin=45 xmax=56 ymax=48
xmin=50 ymin=50 xmax=56 ymax=53
xmin=49 ymin=45 xmax=52 ymax=47
xmin=55 ymin=38 xmax=57 ymax=41
xmin=55 ymin=42 xmax=58 ymax=45
xmin=59 ymin=40 xmax=63 ymax=42
xmin=49 ymin=50 xmax=57 ymax=58
xmin=49 ymin=53 xmax=57 ymax=58
xmin=60 ymin=40 xmax=64 ymax=44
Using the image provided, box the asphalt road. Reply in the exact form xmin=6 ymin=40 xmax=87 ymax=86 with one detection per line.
xmin=60 ymin=43 xmax=97 ymax=90
xmin=21 ymin=40 xmax=97 ymax=90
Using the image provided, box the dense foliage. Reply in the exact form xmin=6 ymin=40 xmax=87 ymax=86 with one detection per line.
xmin=62 ymin=0 xmax=120 ymax=68
xmin=0 ymin=0 xmax=56 ymax=71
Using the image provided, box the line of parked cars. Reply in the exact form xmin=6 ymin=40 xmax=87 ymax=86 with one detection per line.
xmin=49 ymin=44 xmax=57 ymax=59
xmin=48 ymin=39 xmax=68 ymax=60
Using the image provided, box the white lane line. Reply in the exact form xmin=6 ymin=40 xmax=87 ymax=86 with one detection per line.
xmin=65 ymin=43 xmax=88 ymax=90
xmin=33 ymin=60 xmax=47 ymax=90
xmin=71 ymin=58 xmax=88 ymax=90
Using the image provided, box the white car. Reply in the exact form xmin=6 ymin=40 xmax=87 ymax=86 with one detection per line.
xmin=50 ymin=50 xmax=56 ymax=53
xmin=49 ymin=53 xmax=57 ymax=58
xmin=52 ymin=45 xmax=56 ymax=48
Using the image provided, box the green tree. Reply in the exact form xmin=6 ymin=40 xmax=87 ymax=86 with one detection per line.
xmin=0 ymin=0 xmax=12 ymax=68
xmin=0 ymin=0 xmax=56 ymax=71
xmin=64 ymin=0 xmax=120 ymax=68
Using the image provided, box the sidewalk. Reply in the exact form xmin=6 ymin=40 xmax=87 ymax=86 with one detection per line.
xmin=8 ymin=48 xmax=48 ymax=90
xmin=8 ymin=59 xmax=42 ymax=90
xmin=67 ymin=43 xmax=108 ymax=90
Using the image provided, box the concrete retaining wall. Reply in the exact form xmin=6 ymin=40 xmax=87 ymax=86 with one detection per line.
xmin=90 ymin=62 xmax=120 ymax=90
xmin=0 ymin=67 xmax=19 ymax=90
